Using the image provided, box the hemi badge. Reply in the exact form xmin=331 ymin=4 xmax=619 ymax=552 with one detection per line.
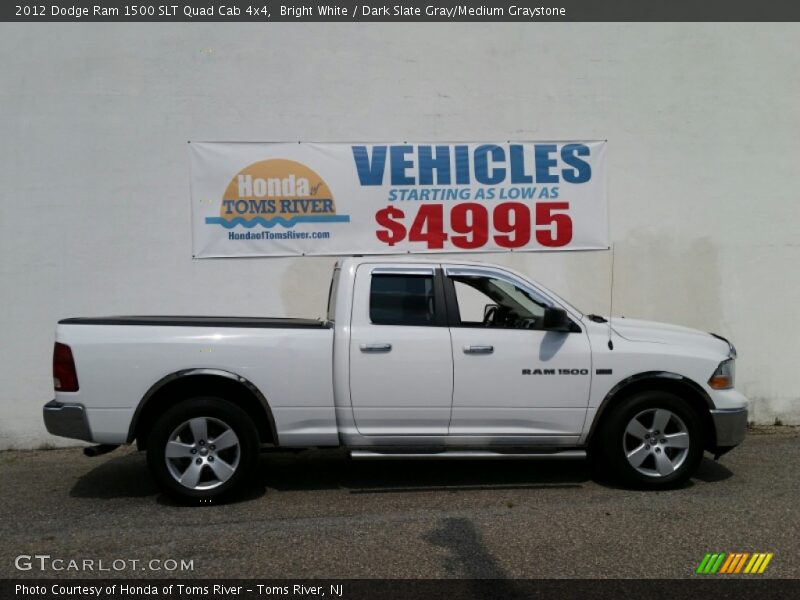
xmin=596 ymin=369 xmax=613 ymax=375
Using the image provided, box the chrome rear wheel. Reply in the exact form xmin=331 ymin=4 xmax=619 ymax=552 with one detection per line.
xmin=165 ymin=417 xmax=241 ymax=491
xmin=147 ymin=396 xmax=259 ymax=501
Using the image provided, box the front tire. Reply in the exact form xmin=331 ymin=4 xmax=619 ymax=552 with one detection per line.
xmin=597 ymin=390 xmax=704 ymax=489
xmin=146 ymin=397 xmax=259 ymax=502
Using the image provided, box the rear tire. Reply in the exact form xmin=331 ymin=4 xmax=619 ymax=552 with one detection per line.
xmin=146 ymin=397 xmax=259 ymax=502
xmin=597 ymin=390 xmax=704 ymax=489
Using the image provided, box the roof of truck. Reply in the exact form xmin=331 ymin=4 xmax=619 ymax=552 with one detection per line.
xmin=337 ymin=256 xmax=510 ymax=268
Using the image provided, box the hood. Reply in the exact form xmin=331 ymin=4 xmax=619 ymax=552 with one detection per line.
xmin=606 ymin=317 xmax=731 ymax=356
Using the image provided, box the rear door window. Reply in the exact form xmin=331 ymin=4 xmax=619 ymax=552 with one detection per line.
xmin=369 ymin=274 xmax=436 ymax=326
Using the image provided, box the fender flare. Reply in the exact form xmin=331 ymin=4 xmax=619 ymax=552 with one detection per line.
xmin=586 ymin=371 xmax=714 ymax=444
xmin=126 ymin=368 xmax=278 ymax=445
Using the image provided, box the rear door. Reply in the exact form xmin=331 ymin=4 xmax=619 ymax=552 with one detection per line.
xmin=348 ymin=264 xmax=454 ymax=435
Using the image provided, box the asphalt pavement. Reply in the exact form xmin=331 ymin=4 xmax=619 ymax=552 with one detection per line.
xmin=1 ymin=427 xmax=797 ymax=579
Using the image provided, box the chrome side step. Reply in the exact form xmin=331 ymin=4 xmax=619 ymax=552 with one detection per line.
xmin=350 ymin=449 xmax=586 ymax=460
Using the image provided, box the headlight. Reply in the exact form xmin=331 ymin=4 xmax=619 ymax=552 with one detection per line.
xmin=709 ymin=358 xmax=735 ymax=390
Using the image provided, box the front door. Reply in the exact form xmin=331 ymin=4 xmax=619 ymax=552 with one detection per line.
xmin=445 ymin=267 xmax=591 ymax=439
xmin=349 ymin=264 xmax=453 ymax=435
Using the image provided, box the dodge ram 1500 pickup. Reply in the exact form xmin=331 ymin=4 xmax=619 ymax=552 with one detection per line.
xmin=44 ymin=257 xmax=747 ymax=500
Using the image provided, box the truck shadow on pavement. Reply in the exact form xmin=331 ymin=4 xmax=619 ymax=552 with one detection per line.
xmin=69 ymin=451 xmax=160 ymax=499
xmin=69 ymin=448 xmax=732 ymax=505
xmin=693 ymin=456 xmax=734 ymax=483
xmin=262 ymin=449 xmax=588 ymax=495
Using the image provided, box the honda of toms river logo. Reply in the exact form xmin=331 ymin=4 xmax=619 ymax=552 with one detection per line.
xmin=205 ymin=159 xmax=350 ymax=229
xmin=696 ymin=552 xmax=773 ymax=574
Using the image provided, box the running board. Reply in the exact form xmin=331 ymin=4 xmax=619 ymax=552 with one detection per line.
xmin=350 ymin=449 xmax=586 ymax=460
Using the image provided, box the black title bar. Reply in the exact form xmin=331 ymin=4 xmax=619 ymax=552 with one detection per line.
xmin=5 ymin=579 xmax=800 ymax=600
xmin=4 ymin=0 xmax=800 ymax=22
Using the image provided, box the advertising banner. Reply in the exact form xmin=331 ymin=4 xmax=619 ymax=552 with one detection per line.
xmin=190 ymin=141 xmax=607 ymax=258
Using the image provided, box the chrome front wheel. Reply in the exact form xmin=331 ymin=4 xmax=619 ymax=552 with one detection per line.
xmin=623 ymin=408 xmax=690 ymax=478
xmin=597 ymin=390 xmax=705 ymax=489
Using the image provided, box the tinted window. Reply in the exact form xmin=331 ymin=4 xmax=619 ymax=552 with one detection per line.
xmin=370 ymin=275 xmax=435 ymax=326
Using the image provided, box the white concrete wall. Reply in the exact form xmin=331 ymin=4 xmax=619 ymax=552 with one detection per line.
xmin=1 ymin=23 xmax=798 ymax=448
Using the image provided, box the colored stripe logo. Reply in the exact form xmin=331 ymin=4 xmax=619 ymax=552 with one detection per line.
xmin=696 ymin=552 xmax=773 ymax=574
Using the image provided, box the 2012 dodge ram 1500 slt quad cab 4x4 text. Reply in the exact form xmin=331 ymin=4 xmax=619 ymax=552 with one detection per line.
xmin=44 ymin=258 xmax=747 ymax=500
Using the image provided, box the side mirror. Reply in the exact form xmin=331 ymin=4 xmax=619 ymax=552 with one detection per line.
xmin=543 ymin=307 xmax=574 ymax=332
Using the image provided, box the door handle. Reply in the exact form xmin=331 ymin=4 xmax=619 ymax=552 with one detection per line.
xmin=463 ymin=345 xmax=494 ymax=354
xmin=360 ymin=343 xmax=392 ymax=353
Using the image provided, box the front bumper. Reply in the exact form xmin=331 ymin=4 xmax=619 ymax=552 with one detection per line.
xmin=710 ymin=407 xmax=748 ymax=449
xmin=43 ymin=399 xmax=92 ymax=441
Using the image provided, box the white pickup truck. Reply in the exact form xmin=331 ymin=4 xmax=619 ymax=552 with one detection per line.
xmin=44 ymin=257 xmax=747 ymax=500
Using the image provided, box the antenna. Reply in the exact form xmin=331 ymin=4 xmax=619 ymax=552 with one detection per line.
xmin=608 ymin=244 xmax=615 ymax=350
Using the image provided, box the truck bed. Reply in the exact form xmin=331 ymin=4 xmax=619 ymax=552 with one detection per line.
xmin=54 ymin=317 xmax=337 ymax=446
